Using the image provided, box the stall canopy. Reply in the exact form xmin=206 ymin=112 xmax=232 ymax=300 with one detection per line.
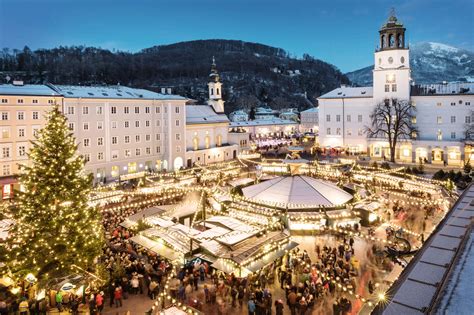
xmin=245 ymin=241 xmax=298 ymax=273
xmin=129 ymin=234 xmax=184 ymax=262
xmin=242 ymin=175 xmax=353 ymax=207
xmin=120 ymin=206 xmax=166 ymax=228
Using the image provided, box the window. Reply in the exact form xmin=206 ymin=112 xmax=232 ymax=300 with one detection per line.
xmin=2 ymin=147 xmax=10 ymax=158
xmin=135 ymin=135 xmax=140 ymax=142
xmin=466 ymin=102 xmax=471 ymax=106
xmin=97 ymin=137 xmax=104 ymax=146
xmin=145 ymin=120 xmax=150 ymax=127
xmin=67 ymin=107 xmax=75 ymax=115
xmin=96 ymin=106 xmax=103 ymax=115
xmin=466 ymin=116 xmax=471 ymax=124
xmin=1 ymin=99 xmax=7 ymax=103
xmin=83 ymin=122 xmax=89 ymax=130
xmin=451 ymin=132 xmax=456 ymax=139
xmin=135 ymin=107 xmax=140 ymax=114
xmin=175 ymin=119 xmax=180 ymax=126
xmin=155 ymin=106 xmax=161 ymax=114
xmin=358 ymin=128 xmax=363 ymax=136
xmin=124 ymin=121 xmax=130 ymax=128
xmin=17 ymin=99 xmax=24 ymax=104
xmin=156 ymin=134 xmax=161 ymax=141
xmin=32 ymin=111 xmax=39 ymax=120
xmin=336 ymin=115 xmax=341 ymax=122
xmin=175 ymin=134 xmax=181 ymax=141
xmin=336 ymin=128 xmax=341 ymax=135
xmin=347 ymin=129 xmax=352 ymax=136
xmin=156 ymin=146 xmax=161 ymax=154
xmin=437 ymin=130 xmax=442 ymax=141
xmin=97 ymin=152 xmax=104 ymax=160
xmin=82 ymin=106 xmax=89 ymax=115
xmin=112 ymin=136 xmax=117 ymax=144
xmin=111 ymin=106 xmax=117 ymax=114
xmin=326 ymin=115 xmax=330 ymax=122
xmin=385 ymin=85 xmax=390 ymax=92
xmin=83 ymin=139 xmax=90 ymax=147
xmin=437 ymin=116 xmax=442 ymax=124
xmin=411 ymin=116 xmax=417 ymax=124
xmin=1 ymin=112 xmax=9 ymax=120
xmin=193 ymin=137 xmax=199 ymax=150
xmin=156 ymin=120 xmax=160 ymax=127
xmin=1 ymin=128 xmax=9 ymax=139
xmin=84 ymin=154 xmax=91 ymax=162
xmin=146 ymin=134 xmax=151 ymax=141
xmin=346 ymin=115 xmax=351 ymax=122
xmin=358 ymin=115 xmax=362 ymax=123
xmin=32 ymin=128 xmax=39 ymax=137
xmin=124 ymin=107 xmax=130 ymax=114
xmin=124 ymin=136 xmax=130 ymax=143
xmin=176 ymin=146 xmax=181 ymax=153
xmin=17 ymin=111 xmax=24 ymax=120
xmin=18 ymin=145 xmax=26 ymax=156
xmin=111 ymin=121 xmax=117 ymax=129
xmin=327 ymin=128 xmax=331 ymax=135
xmin=135 ymin=148 xmax=141 ymax=156
xmin=437 ymin=102 xmax=442 ymax=107
xmin=135 ymin=121 xmax=140 ymax=128
xmin=175 ymin=106 xmax=180 ymax=114
xmin=451 ymin=102 xmax=456 ymax=106
xmin=3 ymin=164 xmax=11 ymax=176
xmin=18 ymin=128 xmax=25 ymax=137
xmin=146 ymin=147 xmax=151 ymax=155
xmin=48 ymin=99 xmax=54 ymax=104
xmin=125 ymin=149 xmax=131 ymax=157
xmin=451 ymin=116 xmax=456 ymax=123
xmin=97 ymin=121 xmax=103 ymax=130
xmin=205 ymin=136 xmax=210 ymax=149
xmin=68 ymin=123 xmax=74 ymax=131
xmin=145 ymin=107 xmax=150 ymax=114
xmin=392 ymin=84 xmax=397 ymax=92
xmin=112 ymin=151 xmax=119 ymax=159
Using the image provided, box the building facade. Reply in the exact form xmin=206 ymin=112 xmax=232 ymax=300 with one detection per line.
xmin=318 ymin=13 xmax=474 ymax=165
xmin=300 ymin=107 xmax=319 ymax=133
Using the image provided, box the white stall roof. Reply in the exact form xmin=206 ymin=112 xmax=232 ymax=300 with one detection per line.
xmin=242 ymin=175 xmax=352 ymax=207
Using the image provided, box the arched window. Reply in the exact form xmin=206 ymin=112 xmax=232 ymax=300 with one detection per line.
xmin=205 ymin=136 xmax=210 ymax=149
xmin=398 ymin=34 xmax=403 ymax=48
xmin=210 ymin=88 xmax=214 ymax=95
xmin=389 ymin=34 xmax=395 ymax=47
xmin=216 ymin=135 xmax=222 ymax=147
xmin=193 ymin=137 xmax=199 ymax=150
xmin=216 ymin=88 xmax=220 ymax=95
xmin=381 ymin=34 xmax=386 ymax=48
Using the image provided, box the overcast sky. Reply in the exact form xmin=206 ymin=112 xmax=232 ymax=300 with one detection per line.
xmin=0 ymin=0 xmax=472 ymax=72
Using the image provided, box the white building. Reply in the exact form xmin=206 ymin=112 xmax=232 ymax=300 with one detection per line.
xmin=229 ymin=110 xmax=248 ymax=122
xmin=184 ymin=59 xmax=242 ymax=167
xmin=300 ymin=107 xmax=319 ymax=133
xmin=229 ymin=118 xmax=298 ymax=139
xmin=255 ymin=107 xmax=279 ymax=120
xmin=279 ymin=108 xmax=299 ymax=122
xmin=318 ymin=13 xmax=474 ymax=165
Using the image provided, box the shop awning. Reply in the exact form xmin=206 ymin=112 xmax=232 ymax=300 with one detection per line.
xmin=245 ymin=241 xmax=299 ymax=273
xmin=129 ymin=235 xmax=184 ymax=262
xmin=120 ymin=206 xmax=166 ymax=228
xmin=211 ymin=259 xmax=252 ymax=277
xmin=0 ymin=176 xmax=17 ymax=186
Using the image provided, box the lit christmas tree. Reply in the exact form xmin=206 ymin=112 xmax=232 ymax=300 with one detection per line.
xmin=3 ymin=105 xmax=104 ymax=284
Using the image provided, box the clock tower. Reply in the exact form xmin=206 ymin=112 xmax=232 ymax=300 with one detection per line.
xmin=373 ymin=10 xmax=411 ymax=103
xmin=207 ymin=57 xmax=225 ymax=114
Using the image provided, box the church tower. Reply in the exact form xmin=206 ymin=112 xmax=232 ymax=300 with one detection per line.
xmin=373 ymin=10 xmax=411 ymax=103
xmin=207 ymin=57 xmax=225 ymax=113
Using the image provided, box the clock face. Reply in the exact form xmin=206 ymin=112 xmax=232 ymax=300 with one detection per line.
xmin=401 ymin=56 xmax=405 ymax=64
xmin=388 ymin=57 xmax=393 ymax=64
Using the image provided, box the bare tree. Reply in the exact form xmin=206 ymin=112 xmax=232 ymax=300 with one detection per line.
xmin=464 ymin=110 xmax=474 ymax=140
xmin=366 ymin=98 xmax=417 ymax=163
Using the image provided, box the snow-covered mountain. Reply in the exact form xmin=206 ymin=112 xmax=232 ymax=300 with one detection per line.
xmin=346 ymin=42 xmax=474 ymax=86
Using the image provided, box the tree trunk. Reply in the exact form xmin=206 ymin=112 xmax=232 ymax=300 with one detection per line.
xmin=390 ymin=143 xmax=396 ymax=163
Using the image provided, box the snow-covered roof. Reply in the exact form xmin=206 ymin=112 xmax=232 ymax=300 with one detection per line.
xmin=301 ymin=107 xmax=319 ymax=113
xmin=411 ymin=82 xmax=474 ymax=96
xmin=0 ymin=84 xmax=61 ymax=96
xmin=186 ymin=105 xmax=229 ymax=125
xmin=318 ymin=86 xmax=373 ymax=99
xmin=230 ymin=118 xmax=297 ymax=127
xmin=51 ymin=84 xmax=186 ymax=100
xmin=242 ymin=175 xmax=353 ymax=207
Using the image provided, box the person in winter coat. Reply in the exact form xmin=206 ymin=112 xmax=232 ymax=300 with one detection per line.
xmin=96 ymin=291 xmax=104 ymax=314
xmin=114 ymin=287 xmax=123 ymax=307
xmin=275 ymin=299 xmax=284 ymax=315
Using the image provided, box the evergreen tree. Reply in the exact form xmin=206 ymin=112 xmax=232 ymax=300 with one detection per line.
xmin=2 ymin=105 xmax=104 ymax=284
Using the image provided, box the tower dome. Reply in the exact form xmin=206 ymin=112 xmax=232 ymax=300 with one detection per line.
xmin=379 ymin=8 xmax=406 ymax=51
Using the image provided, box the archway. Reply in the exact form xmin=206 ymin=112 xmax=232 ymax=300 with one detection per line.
xmin=163 ymin=160 xmax=168 ymax=171
xmin=173 ymin=157 xmax=183 ymax=170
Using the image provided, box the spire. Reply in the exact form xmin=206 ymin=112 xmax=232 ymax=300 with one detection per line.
xmin=209 ymin=56 xmax=220 ymax=83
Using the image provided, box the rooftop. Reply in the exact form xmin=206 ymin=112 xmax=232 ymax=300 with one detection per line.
xmin=230 ymin=118 xmax=297 ymax=127
xmin=318 ymin=86 xmax=373 ymax=99
xmin=301 ymin=107 xmax=319 ymax=113
xmin=411 ymin=82 xmax=474 ymax=96
xmin=186 ymin=104 xmax=229 ymax=124
xmin=0 ymin=84 xmax=61 ymax=96
xmin=52 ymin=84 xmax=186 ymax=100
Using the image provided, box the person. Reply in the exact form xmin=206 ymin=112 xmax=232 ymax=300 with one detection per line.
xmin=114 ymin=287 xmax=123 ymax=308
xmin=130 ymin=276 xmax=140 ymax=295
xmin=18 ymin=299 xmax=29 ymax=315
xmin=149 ymin=280 xmax=158 ymax=300
xmin=89 ymin=294 xmax=96 ymax=315
xmin=231 ymin=286 xmax=238 ymax=307
xmin=0 ymin=300 xmax=8 ymax=315
xmin=96 ymin=291 xmax=104 ymax=314
xmin=247 ymin=295 xmax=256 ymax=315
xmin=368 ymin=280 xmax=374 ymax=295
xmin=287 ymin=289 xmax=297 ymax=315
xmin=299 ymin=297 xmax=308 ymax=315
xmin=70 ymin=297 xmax=79 ymax=315
xmin=55 ymin=291 xmax=63 ymax=312
xmin=238 ymin=286 xmax=245 ymax=308
xmin=275 ymin=299 xmax=284 ymax=315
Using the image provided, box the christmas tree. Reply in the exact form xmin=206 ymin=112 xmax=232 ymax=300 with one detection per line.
xmin=2 ymin=105 xmax=104 ymax=284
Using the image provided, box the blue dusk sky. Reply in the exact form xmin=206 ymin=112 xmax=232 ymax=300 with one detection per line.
xmin=0 ymin=0 xmax=472 ymax=72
